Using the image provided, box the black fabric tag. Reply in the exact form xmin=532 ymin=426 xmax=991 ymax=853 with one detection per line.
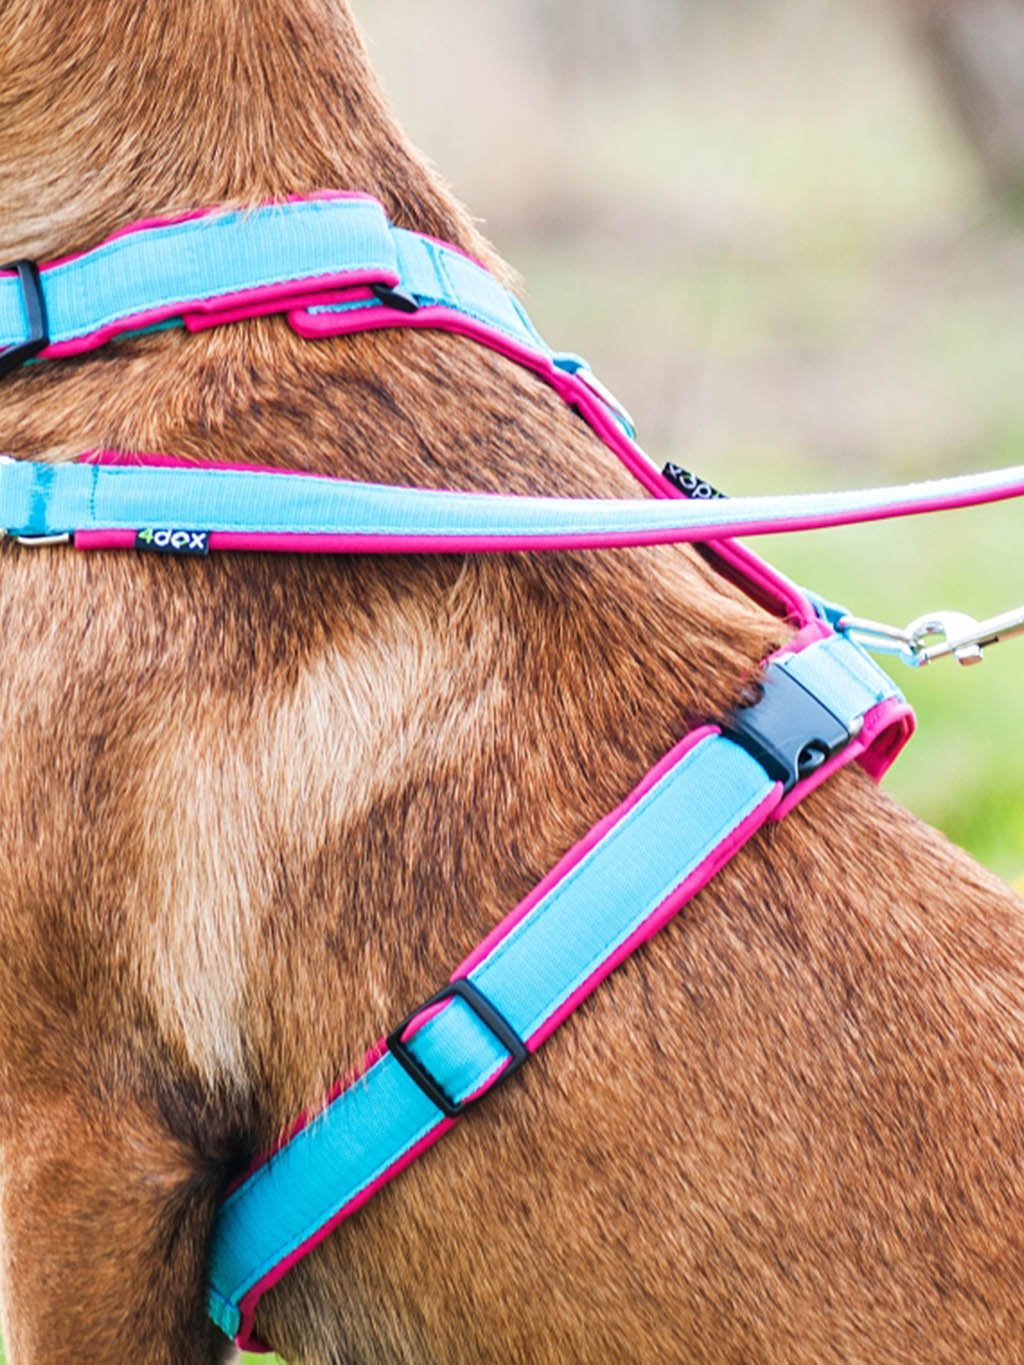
xmin=662 ymin=464 xmax=727 ymax=501
xmin=134 ymin=528 xmax=211 ymax=556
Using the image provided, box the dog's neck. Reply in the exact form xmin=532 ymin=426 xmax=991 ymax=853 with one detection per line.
xmin=0 ymin=0 xmax=480 ymax=262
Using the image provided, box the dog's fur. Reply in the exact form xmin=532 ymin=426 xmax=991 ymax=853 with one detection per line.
xmin=2 ymin=2 xmax=1024 ymax=1361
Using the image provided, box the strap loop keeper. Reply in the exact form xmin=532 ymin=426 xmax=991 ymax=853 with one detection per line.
xmin=387 ymin=978 xmax=528 ymax=1119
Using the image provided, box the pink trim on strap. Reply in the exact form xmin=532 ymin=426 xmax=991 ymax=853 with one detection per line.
xmin=228 ymin=728 xmax=782 ymax=1351
xmin=766 ymin=625 xmax=915 ymax=807
xmin=34 ymin=191 xmax=397 ymax=361
xmin=48 ymin=193 xmax=810 ymax=625
xmin=226 ymin=681 xmax=911 ymax=1347
xmin=17 ymin=197 xmax=917 ymax=1354
xmin=233 ymin=1113 xmax=458 ymax=1350
xmin=39 ymin=189 xmax=379 ymax=271
xmin=71 ymin=526 xmax=901 ymax=557
xmin=41 ymin=269 xmax=397 ymax=362
xmin=458 ymin=726 xmax=720 ymax=979
xmin=184 ymin=285 xmax=389 ymax=334
xmin=70 ymin=458 xmax=820 ymax=623
xmin=222 ymin=1038 xmax=392 ymax=1204
xmin=79 ymin=449 xmax=315 ymax=474
xmin=225 ymin=727 xmax=720 ymax=1202
xmin=771 ymin=696 xmax=915 ymax=820
xmin=289 ymin=300 xmax=813 ymax=624
xmin=524 ymin=783 xmax=781 ymax=1053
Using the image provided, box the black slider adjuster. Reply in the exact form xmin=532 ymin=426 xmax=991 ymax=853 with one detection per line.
xmin=0 ymin=260 xmax=49 ymax=379
xmin=387 ymin=978 xmax=528 ymax=1119
xmin=724 ymin=662 xmax=856 ymax=794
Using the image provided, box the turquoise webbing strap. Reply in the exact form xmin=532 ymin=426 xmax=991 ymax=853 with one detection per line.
xmin=1 ymin=457 xmax=1021 ymax=544
xmin=0 ymin=198 xmax=572 ymax=375
xmin=0 ymin=199 xmax=398 ymax=351
xmin=206 ymin=632 xmax=904 ymax=1343
xmin=304 ymin=226 xmax=548 ymax=350
xmin=0 ymin=195 xmax=626 ymax=430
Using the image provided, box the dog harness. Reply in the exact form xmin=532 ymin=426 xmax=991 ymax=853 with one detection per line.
xmin=1 ymin=194 xmax=1021 ymax=1350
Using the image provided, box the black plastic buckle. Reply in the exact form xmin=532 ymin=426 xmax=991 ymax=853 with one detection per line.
xmin=0 ymin=260 xmax=49 ymax=378
xmin=724 ymin=662 xmax=855 ymax=794
xmin=387 ymin=978 xmax=528 ymax=1119
xmin=370 ymin=281 xmax=420 ymax=314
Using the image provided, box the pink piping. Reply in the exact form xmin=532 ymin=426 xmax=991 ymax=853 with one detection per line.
xmin=222 ymin=654 xmax=787 ymax=1217
xmin=229 ymin=768 xmax=783 ymax=1350
xmin=33 ymin=189 xmax=379 ymax=271
xmin=523 ymin=783 xmax=782 ymax=1053
xmin=40 ymin=269 xmax=396 ymax=361
xmin=66 ymin=461 xmax=883 ymax=624
xmin=73 ymin=480 xmax=1024 ymax=556
xmin=772 ymin=696 xmax=915 ymax=819
xmin=35 ymin=200 xmax=918 ymax=1343
xmin=222 ymin=1038 xmax=392 ymax=1202
xmin=228 ymin=689 xmax=913 ymax=1345
xmin=771 ymin=620 xmax=834 ymax=653
xmin=79 ymin=449 xmax=327 ymax=475
xmin=25 ymin=191 xmax=394 ymax=360
xmin=288 ymin=300 xmax=812 ymax=622
xmin=224 ymin=727 xmax=720 ymax=1209
xmin=183 ymin=285 xmax=385 ymax=333
xmin=766 ymin=626 xmax=915 ymax=798
xmin=457 ymin=726 xmax=719 ymax=978
xmin=38 ymin=190 xmax=809 ymax=622
xmin=230 ymin=747 xmax=781 ymax=1350
xmin=233 ymin=1115 xmax=457 ymax=1350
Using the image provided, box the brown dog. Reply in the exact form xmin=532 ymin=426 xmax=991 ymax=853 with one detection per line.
xmin=2 ymin=2 xmax=1023 ymax=1361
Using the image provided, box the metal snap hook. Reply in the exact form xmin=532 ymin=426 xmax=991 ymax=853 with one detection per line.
xmin=839 ymin=604 xmax=1024 ymax=667
xmin=907 ymin=606 xmax=1024 ymax=667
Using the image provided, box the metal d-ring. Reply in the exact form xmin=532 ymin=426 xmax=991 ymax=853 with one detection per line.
xmin=0 ymin=455 xmax=71 ymax=547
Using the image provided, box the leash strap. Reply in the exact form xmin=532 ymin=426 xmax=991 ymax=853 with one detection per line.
xmin=206 ymin=629 xmax=911 ymax=1348
xmin=1 ymin=454 xmax=1022 ymax=548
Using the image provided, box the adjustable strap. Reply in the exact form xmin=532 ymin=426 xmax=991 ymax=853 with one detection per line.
xmin=0 ymin=197 xmax=402 ymax=357
xmin=206 ymin=630 xmax=910 ymax=1348
xmin=1 ymin=454 xmax=1021 ymax=549
xmin=0 ymin=194 xmax=634 ymax=439
xmin=294 ymin=226 xmax=547 ymax=353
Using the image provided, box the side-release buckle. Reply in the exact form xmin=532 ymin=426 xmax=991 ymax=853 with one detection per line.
xmin=0 ymin=261 xmax=49 ymax=378
xmin=724 ymin=662 xmax=856 ymax=794
xmin=387 ymin=978 xmax=528 ymax=1119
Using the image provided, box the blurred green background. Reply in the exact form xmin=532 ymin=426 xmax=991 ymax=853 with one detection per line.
xmin=355 ymin=0 xmax=1024 ymax=886
xmin=3 ymin=0 xmax=1023 ymax=1361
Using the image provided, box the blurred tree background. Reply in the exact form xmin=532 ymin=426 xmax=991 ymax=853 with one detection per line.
xmin=910 ymin=0 xmax=1024 ymax=201
xmin=346 ymin=0 xmax=1024 ymax=885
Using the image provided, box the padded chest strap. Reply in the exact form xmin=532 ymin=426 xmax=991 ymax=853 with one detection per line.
xmin=206 ymin=629 xmax=912 ymax=1348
